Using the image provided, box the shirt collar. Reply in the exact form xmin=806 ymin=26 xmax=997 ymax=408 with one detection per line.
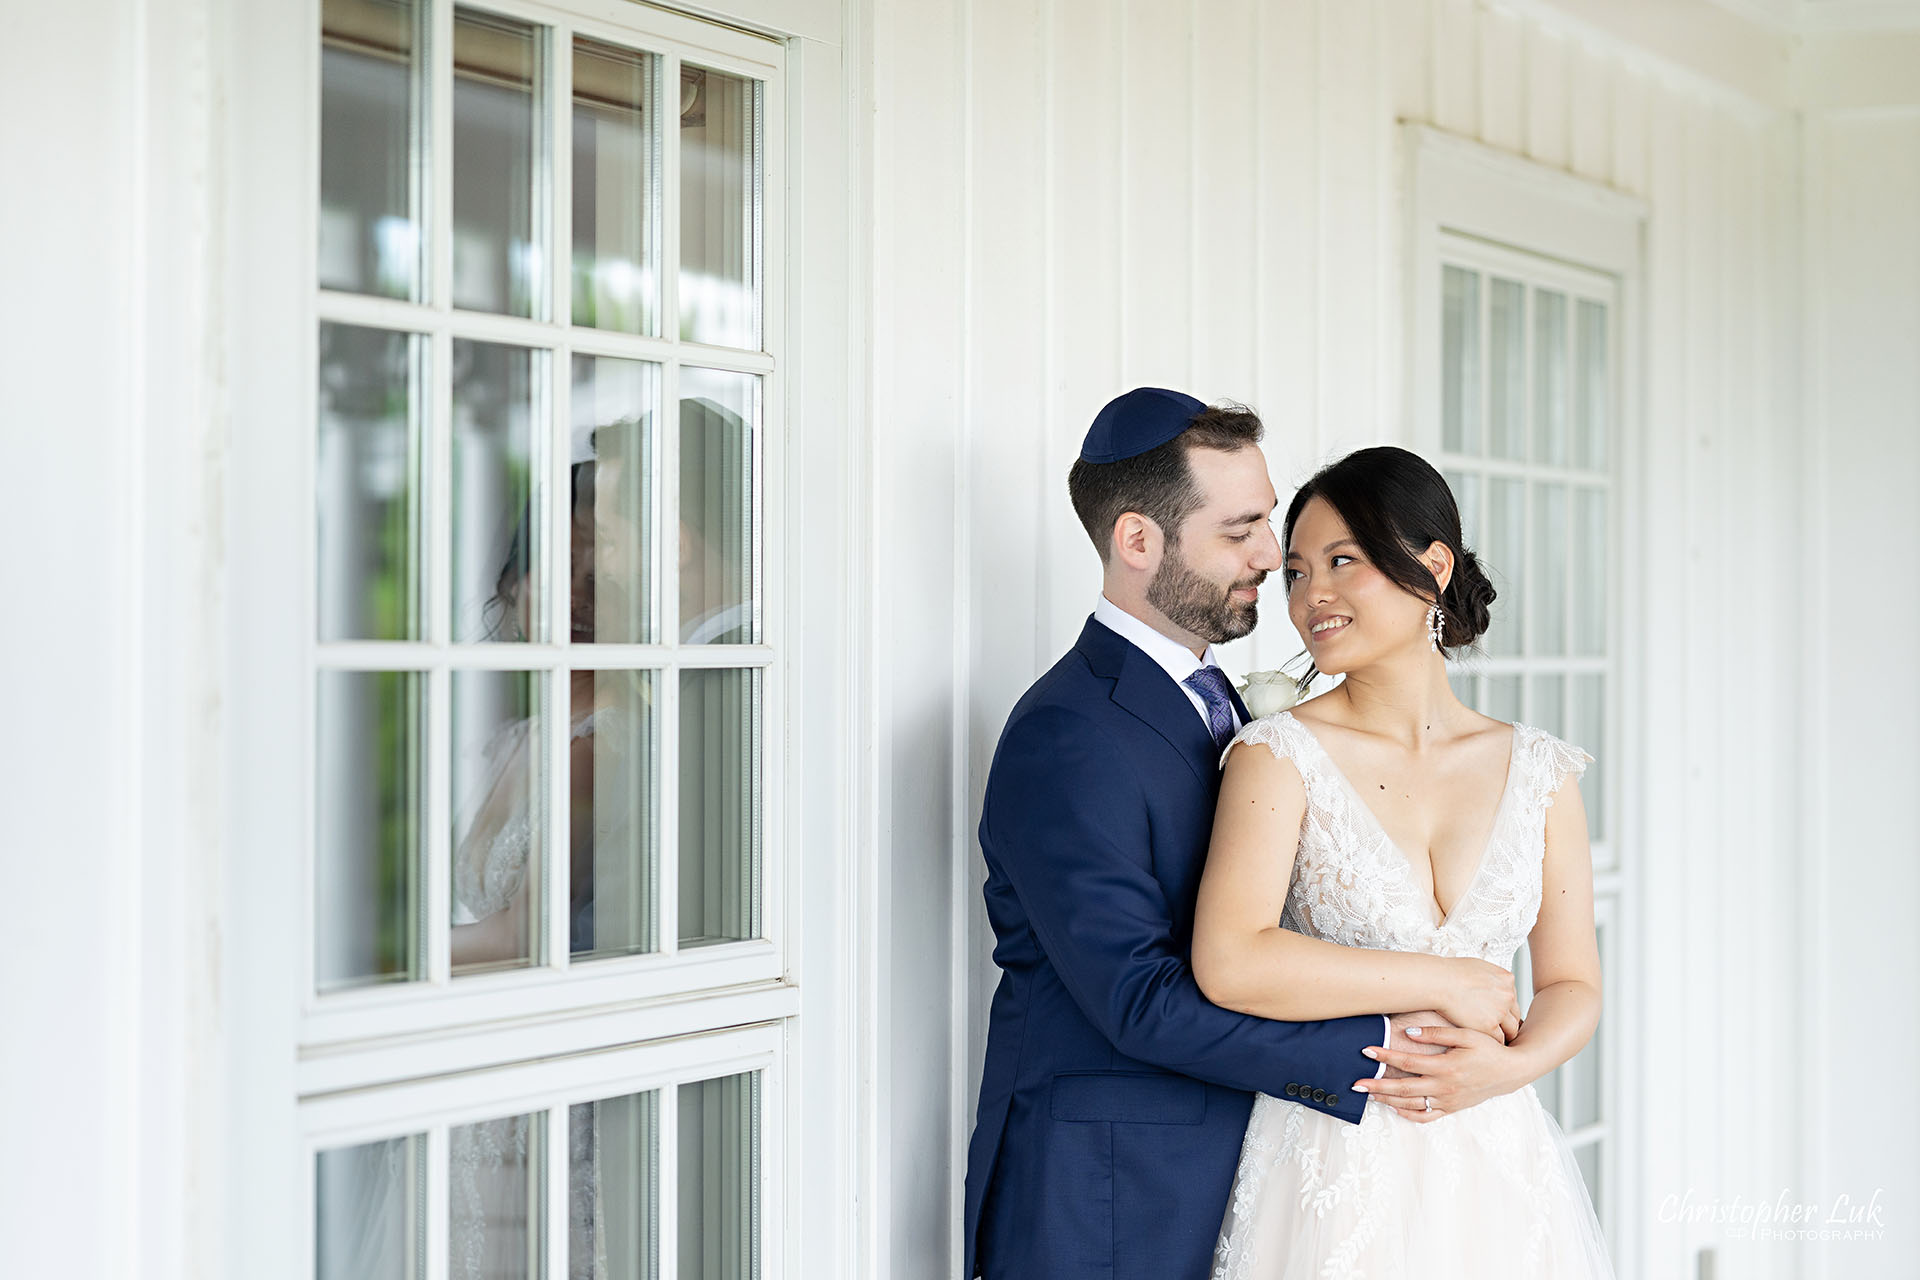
xmin=1092 ymin=594 xmax=1224 ymax=688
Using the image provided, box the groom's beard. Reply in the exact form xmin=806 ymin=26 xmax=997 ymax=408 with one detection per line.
xmin=1147 ymin=543 xmax=1263 ymax=644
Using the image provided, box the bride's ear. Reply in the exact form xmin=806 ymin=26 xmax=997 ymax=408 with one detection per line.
xmin=1420 ymin=540 xmax=1454 ymax=594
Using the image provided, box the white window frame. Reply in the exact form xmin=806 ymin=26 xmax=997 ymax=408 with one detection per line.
xmin=1402 ymin=122 xmax=1647 ymax=1272
xmin=225 ymin=2 xmax=866 ymax=1277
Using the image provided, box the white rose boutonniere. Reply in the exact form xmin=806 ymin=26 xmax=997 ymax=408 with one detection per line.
xmin=1237 ymin=669 xmax=1301 ymax=719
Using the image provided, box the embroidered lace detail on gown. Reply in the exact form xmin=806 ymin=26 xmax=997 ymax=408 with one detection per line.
xmin=1211 ymin=712 xmax=1612 ymax=1280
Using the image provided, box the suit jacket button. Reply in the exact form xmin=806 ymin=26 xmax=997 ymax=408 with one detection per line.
xmin=1324 ymin=1092 xmax=1341 ymax=1106
xmin=1283 ymin=1083 xmax=1300 ymax=1097
xmin=1310 ymin=1088 xmax=1326 ymax=1103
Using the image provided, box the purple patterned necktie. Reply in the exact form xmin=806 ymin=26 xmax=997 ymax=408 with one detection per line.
xmin=1183 ymin=666 xmax=1239 ymax=751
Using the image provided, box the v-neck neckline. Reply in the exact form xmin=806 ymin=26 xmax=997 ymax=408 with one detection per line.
xmin=1284 ymin=713 xmax=1523 ymax=929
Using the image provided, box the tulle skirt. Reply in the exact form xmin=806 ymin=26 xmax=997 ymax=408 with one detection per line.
xmin=1212 ymin=1084 xmax=1613 ymax=1279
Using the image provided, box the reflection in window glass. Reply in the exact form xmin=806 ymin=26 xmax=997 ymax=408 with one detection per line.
xmin=574 ymin=357 xmax=660 ymax=645
xmin=319 ymin=323 xmax=423 ymax=643
xmin=680 ymin=669 xmax=760 ymax=948
xmin=450 ymin=1112 xmax=546 ymax=1280
xmin=454 ymin=341 xmax=540 ymax=643
xmin=453 ymin=9 xmax=544 ymax=317
xmin=1441 ymin=266 xmax=1481 ymax=456
xmin=1485 ymin=674 xmax=1523 ymax=727
xmin=316 ymin=1135 xmax=425 ymax=1280
xmin=1572 ymin=487 xmax=1606 ymax=657
xmin=1575 ymin=1141 xmax=1603 ymax=1222
xmin=1532 ymin=482 xmax=1568 ymax=656
xmin=1533 ymin=288 xmax=1569 ymax=466
xmin=1488 ymin=278 xmax=1526 ymax=460
xmin=574 ymin=38 xmax=661 ymax=334
xmin=679 ymin=370 xmax=759 ymax=646
xmin=572 ymin=670 xmax=660 ymax=961
xmin=1484 ymin=477 xmax=1525 ymax=658
xmin=1530 ymin=673 xmax=1566 ymax=738
xmin=320 ymin=0 xmax=423 ymax=299
xmin=1570 ymin=673 xmax=1606 ymax=842
xmin=1574 ymin=299 xmax=1609 ymax=472
xmin=570 ymin=1091 xmax=658 ymax=1279
xmin=317 ymin=670 xmax=425 ymax=991
xmin=451 ymin=670 xmax=544 ymax=976
xmin=679 ymin=66 xmax=761 ymax=348
xmin=678 ymin=1074 xmax=760 ymax=1279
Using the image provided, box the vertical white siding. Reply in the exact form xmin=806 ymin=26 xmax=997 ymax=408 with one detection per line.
xmin=1802 ymin=107 xmax=1920 ymax=1280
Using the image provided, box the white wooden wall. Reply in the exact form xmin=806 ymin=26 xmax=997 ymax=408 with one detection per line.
xmin=1801 ymin=105 xmax=1920 ymax=1280
xmin=871 ymin=2 xmax=1849 ymax=1277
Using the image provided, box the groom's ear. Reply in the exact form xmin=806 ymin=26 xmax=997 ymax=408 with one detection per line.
xmin=1112 ymin=511 xmax=1159 ymax=569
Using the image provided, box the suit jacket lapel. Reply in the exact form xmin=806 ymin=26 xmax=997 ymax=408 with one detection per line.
xmin=1076 ymin=618 xmax=1218 ymax=785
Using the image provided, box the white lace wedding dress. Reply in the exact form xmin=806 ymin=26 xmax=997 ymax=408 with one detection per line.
xmin=1211 ymin=711 xmax=1613 ymax=1280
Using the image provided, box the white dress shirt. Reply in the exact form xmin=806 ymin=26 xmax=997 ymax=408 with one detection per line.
xmin=1091 ymin=594 xmax=1392 ymax=1083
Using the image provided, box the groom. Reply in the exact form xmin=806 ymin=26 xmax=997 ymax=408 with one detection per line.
xmin=965 ymin=389 xmax=1403 ymax=1280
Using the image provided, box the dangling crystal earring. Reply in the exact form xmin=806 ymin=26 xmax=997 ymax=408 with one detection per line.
xmin=1427 ymin=604 xmax=1445 ymax=653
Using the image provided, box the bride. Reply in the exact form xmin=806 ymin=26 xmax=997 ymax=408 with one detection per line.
xmin=1193 ymin=446 xmax=1612 ymax=1278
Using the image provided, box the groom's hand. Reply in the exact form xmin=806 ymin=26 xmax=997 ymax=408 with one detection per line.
xmin=1357 ymin=1015 xmax=1532 ymax=1123
xmin=1382 ymin=1010 xmax=1452 ymax=1076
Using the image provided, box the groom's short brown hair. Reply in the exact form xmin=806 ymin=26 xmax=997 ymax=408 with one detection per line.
xmin=1067 ymin=404 xmax=1265 ymax=564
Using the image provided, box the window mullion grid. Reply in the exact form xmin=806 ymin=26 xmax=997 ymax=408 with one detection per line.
xmin=426 ymin=324 xmax=454 ymax=987
xmin=658 ymin=1080 xmax=680 ymax=1274
xmin=429 ymin=0 xmax=454 ymax=315
xmin=550 ymin=23 xmax=573 ymax=332
xmin=659 ymin=354 xmax=683 ymax=957
xmin=425 ymin=1123 xmax=451 ymax=1280
xmin=544 ymin=1101 xmax=569 ymax=1278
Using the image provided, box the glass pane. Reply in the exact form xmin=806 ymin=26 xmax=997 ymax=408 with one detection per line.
xmin=679 ymin=669 xmax=761 ymax=948
xmin=1574 ymin=1141 xmax=1603 ymax=1222
xmin=1572 ymin=486 xmax=1606 ymax=657
xmin=679 ymin=65 xmax=762 ymax=348
xmin=573 ymin=38 xmax=662 ymax=334
xmin=455 ymin=341 xmax=541 ymax=642
xmin=450 ymin=1112 xmax=546 ymax=1280
xmin=1485 ymin=477 xmax=1525 ymax=657
xmin=1570 ymin=674 xmax=1606 ymax=843
xmin=1574 ymin=299 xmax=1608 ymax=472
xmin=677 ymin=1073 xmax=760 ymax=1280
xmin=1533 ymin=288 xmax=1569 ymax=466
xmin=453 ymin=9 xmax=544 ymax=317
xmin=320 ymin=0 xmax=423 ymax=299
xmin=570 ymin=1092 xmax=658 ymax=1280
xmin=1531 ymin=673 xmax=1566 ymax=736
xmin=1485 ymin=674 xmax=1523 ymax=725
xmin=451 ymin=670 xmax=544 ymax=975
xmin=679 ymin=370 xmax=759 ymax=645
xmin=573 ymin=670 xmax=661 ymax=961
xmin=319 ymin=323 xmax=423 ymax=642
xmin=317 ymin=1135 xmax=425 ymax=1280
xmin=1447 ymin=670 xmax=1477 ymax=707
xmin=1444 ymin=468 xmax=1481 ymax=550
xmin=1441 ymin=266 xmax=1481 ymax=455
xmin=574 ymin=356 xmax=661 ymax=644
xmin=317 ymin=670 xmax=425 ymax=991
xmin=1532 ymin=482 xmax=1568 ymax=656
xmin=1488 ymin=278 xmax=1526 ymax=460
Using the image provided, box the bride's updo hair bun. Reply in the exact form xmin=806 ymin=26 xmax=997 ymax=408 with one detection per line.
xmin=1281 ymin=445 xmax=1498 ymax=653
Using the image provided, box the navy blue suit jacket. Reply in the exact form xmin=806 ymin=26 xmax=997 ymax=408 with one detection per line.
xmin=963 ymin=617 xmax=1382 ymax=1280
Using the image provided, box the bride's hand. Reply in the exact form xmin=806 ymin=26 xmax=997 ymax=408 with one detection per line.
xmin=1435 ymin=957 xmax=1523 ymax=1044
xmin=1355 ymin=1025 xmax=1539 ymax=1123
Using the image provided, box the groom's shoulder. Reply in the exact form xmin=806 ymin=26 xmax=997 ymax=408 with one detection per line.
xmin=995 ymin=641 xmax=1125 ymax=754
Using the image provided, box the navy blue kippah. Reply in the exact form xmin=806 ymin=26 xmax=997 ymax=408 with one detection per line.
xmin=1078 ymin=387 xmax=1207 ymax=463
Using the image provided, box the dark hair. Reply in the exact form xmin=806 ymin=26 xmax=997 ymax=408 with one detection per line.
xmin=1282 ymin=445 xmax=1496 ymax=669
xmin=1067 ymin=403 xmax=1265 ymax=562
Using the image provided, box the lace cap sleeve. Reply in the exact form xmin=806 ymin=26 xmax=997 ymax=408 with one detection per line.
xmin=1216 ymin=711 xmax=1305 ymax=773
xmin=1522 ymin=726 xmax=1595 ymax=810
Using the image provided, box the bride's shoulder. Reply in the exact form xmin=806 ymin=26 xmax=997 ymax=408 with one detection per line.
xmin=1508 ymin=721 xmax=1595 ymax=791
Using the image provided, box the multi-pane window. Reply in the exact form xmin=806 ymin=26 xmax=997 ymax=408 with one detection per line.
xmin=308 ymin=1 xmax=783 ymax=1274
xmin=1433 ymin=236 xmax=1622 ymax=1244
